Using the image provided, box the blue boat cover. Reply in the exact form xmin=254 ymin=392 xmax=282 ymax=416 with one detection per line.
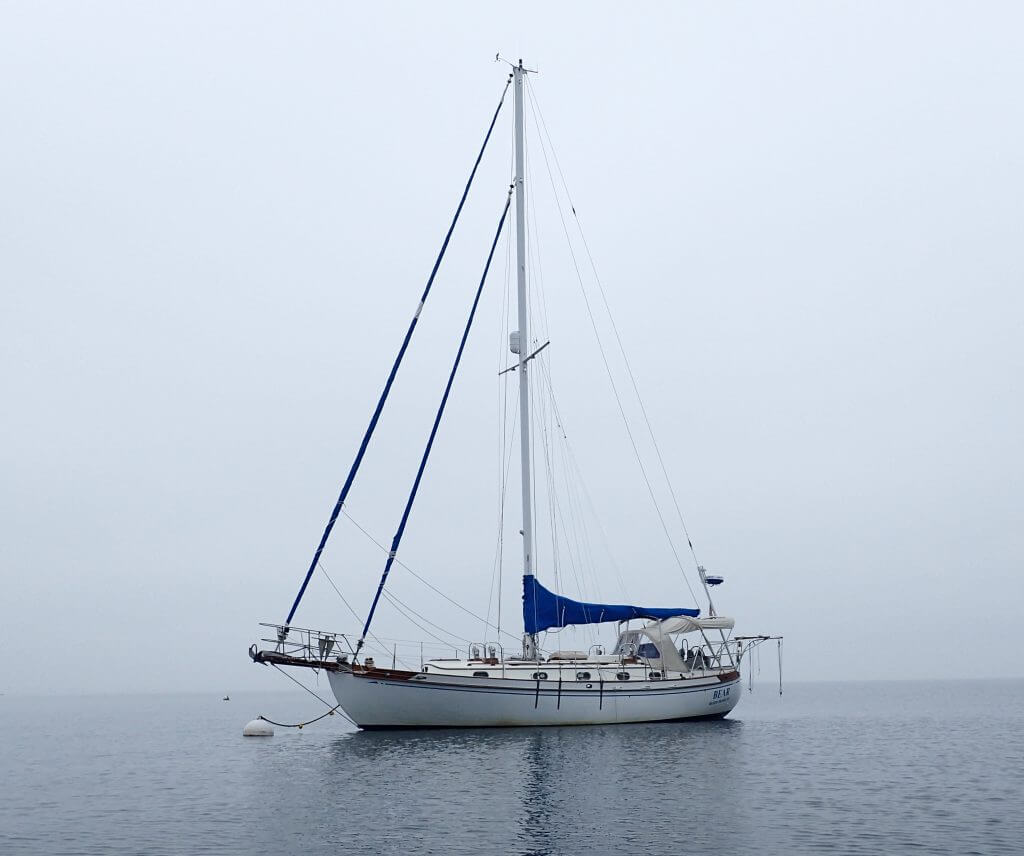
xmin=522 ymin=576 xmax=699 ymax=634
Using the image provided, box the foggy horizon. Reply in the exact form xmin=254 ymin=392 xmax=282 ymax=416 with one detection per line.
xmin=2 ymin=2 xmax=1022 ymax=696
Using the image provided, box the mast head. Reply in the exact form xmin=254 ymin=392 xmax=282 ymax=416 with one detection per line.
xmin=495 ymin=54 xmax=537 ymax=75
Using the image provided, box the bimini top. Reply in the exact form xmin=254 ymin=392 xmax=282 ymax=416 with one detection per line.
xmin=642 ymin=615 xmax=735 ymax=635
xmin=522 ymin=576 xmax=699 ymax=634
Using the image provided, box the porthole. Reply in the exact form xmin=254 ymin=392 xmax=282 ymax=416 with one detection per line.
xmin=473 ymin=671 xmax=489 ymax=678
xmin=649 ymin=671 xmax=662 ymax=680
xmin=532 ymin=671 xmax=548 ymax=680
xmin=576 ymin=671 xmax=591 ymax=681
xmin=616 ymin=672 xmax=630 ymax=681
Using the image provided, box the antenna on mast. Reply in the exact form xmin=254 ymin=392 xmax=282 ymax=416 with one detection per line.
xmin=495 ymin=54 xmax=538 ymax=73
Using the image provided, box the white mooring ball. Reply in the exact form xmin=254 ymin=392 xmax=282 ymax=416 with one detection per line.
xmin=242 ymin=718 xmax=274 ymax=737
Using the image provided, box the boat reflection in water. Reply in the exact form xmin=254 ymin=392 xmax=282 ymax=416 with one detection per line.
xmin=325 ymin=719 xmax=744 ymax=854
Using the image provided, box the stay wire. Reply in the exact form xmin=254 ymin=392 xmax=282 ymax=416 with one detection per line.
xmin=527 ymin=79 xmax=711 ymax=609
xmin=524 ymin=123 xmax=559 ymax=593
xmin=355 ymin=191 xmax=515 ymax=656
xmin=533 ymin=355 xmax=629 ymax=602
xmin=493 ymin=400 xmax=518 ymax=641
xmin=340 ymin=508 xmax=522 ymax=644
xmin=285 ymin=75 xmax=514 ymax=628
xmin=316 ymin=560 xmax=392 ymax=658
xmin=524 ymin=79 xmax=698 ymax=605
xmin=536 ymin=359 xmax=612 ymax=609
xmin=486 ymin=214 xmax=515 ymax=643
xmin=381 ymin=588 xmax=474 ymax=647
xmin=258 ymin=662 xmax=357 ymax=729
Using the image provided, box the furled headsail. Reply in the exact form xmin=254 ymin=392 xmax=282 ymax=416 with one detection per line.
xmin=522 ymin=576 xmax=699 ymax=634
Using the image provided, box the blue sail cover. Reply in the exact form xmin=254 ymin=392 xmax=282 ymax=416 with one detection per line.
xmin=522 ymin=576 xmax=699 ymax=634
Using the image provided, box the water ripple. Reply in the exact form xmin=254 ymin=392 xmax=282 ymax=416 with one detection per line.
xmin=1 ymin=681 xmax=1022 ymax=855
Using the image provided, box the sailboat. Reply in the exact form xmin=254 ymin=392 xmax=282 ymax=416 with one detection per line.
xmin=250 ymin=60 xmax=781 ymax=729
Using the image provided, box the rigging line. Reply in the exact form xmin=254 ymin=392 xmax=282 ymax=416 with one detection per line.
xmin=344 ymin=635 xmax=454 ymax=648
xmin=547 ymin=460 xmax=590 ymax=607
xmin=533 ymin=313 xmax=627 ymax=606
xmin=355 ymin=192 xmax=514 ymax=656
xmin=484 ymin=227 xmax=512 ymax=642
xmin=284 ymin=75 xmax=513 ymax=630
xmin=496 ymin=379 xmax=519 ymax=629
xmin=491 ymin=378 xmax=518 ymax=642
xmin=523 ymin=200 xmax=559 ymax=594
xmin=534 ymin=356 xmax=610 ymax=609
xmin=536 ymin=374 xmax=562 ymax=594
xmin=317 ymin=562 xmax=365 ymax=626
xmin=553 ymin=419 xmax=631 ymax=601
xmin=550 ymin=423 xmax=599 ymax=607
xmin=262 ymin=663 xmax=358 ymax=728
xmin=525 ymin=133 xmax=580 ymax=611
xmin=532 ymin=359 xmax=584 ymax=571
xmin=483 ymin=225 xmax=506 ymax=640
xmin=381 ymin=590 xmax=473 ymax=649
xmin=378 ymin=581 xmax=476 ymax=644
xmin=570 ymin=439 xmax=629 ymax=601
xmin=340 ymin=506 xmax=520 ymax=643
xmin=523 ymin=123 xmax=541 ymax=580
xmin=306 ymin=632 xmax=467 ymax=649
xmin=524 ymin=81 xmax=699 ymax=606
xmin=524 ymin=121 xmax=555 ymax=373
xmin=528 ymin=156 xmax=559 ymax=595
xmin=560 ymin=442 xmax=610 ymax=610
xmin=524 ymin=247 xmax=562 ymax=595
xmin=316 ymin=561 xmax=392 ymax=658
xmin=527 ymin=81 xmax=709 ymax=604
xmin=491 ymin=121 xmax=518 ymax=644
xmin=489 ymin=222 xmax=515 ymax=642
xmin=528 ymin=358 xmax=586 ymax=607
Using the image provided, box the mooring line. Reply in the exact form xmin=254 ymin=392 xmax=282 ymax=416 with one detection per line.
xmin=257 ymin=663 xmax=357 ymax=729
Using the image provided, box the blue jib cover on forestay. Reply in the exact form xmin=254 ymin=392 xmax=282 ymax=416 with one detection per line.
xmin=522 ymin=576 xmax=699 ymax=634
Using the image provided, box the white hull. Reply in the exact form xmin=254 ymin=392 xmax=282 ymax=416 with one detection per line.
xmin=327 ymin=669 xmax=742 ymax=729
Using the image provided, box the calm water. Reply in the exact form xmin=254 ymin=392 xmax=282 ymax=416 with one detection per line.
xmin=1 ymin=681 xmax=1022 ymax=855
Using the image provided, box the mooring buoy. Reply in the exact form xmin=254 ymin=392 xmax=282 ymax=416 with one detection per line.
xmin=242 ymin=718 xmax=274 ymax=737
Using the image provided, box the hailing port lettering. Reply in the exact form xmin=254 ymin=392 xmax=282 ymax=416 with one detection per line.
xmin=709 ymin=687 xmax=731 ymax=705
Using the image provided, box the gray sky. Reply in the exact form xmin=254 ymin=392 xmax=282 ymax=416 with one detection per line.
xmin=2 ymin=2 xmax=1021 ymax=694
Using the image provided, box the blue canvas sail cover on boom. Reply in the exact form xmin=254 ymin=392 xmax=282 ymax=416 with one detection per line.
xmin=522 ymin=576 xmax=699 ymax=634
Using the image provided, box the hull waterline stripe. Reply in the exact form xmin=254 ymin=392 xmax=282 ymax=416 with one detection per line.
xmin=346 ymin=675 xmax=741 ymax=701
xmin=284 ymin=76 xmax=512 ymax=628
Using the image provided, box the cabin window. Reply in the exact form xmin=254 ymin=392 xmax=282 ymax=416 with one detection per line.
xmin=649 ymin=671 xmax=662 ymax=680
xmin=532 ymin=672 xmax=548 ymax=680
xmin=473 ymin=671 xmax=489 ymax=678
xmin=576 ymin=671 xmax=591 ymax=681
xmin=616 ymin=672 xmax=630 ymax=681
